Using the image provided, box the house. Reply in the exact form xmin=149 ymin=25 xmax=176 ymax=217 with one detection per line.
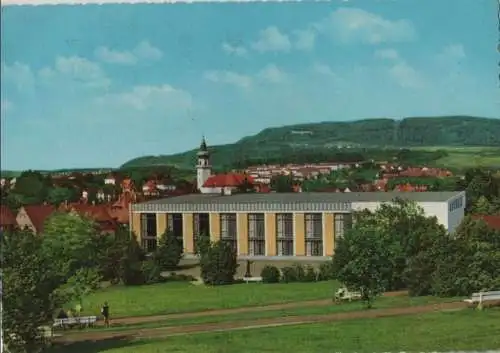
xmin=60 ymin=203 xmax=118 ymax=233
xmin=202 ymin=173 xmax=255 ymax=195
xmin=472 ymin=215 xmax=500 ymax=230
xmin=130 ymin=191 xmax=466 ymax=257
xmin=104 ymin=174 xmax=117 ymax=185
xmin=16 ymin=204 xmax=56 ymax=234
xmin=0 ymin=205 xmax=17 ymax=233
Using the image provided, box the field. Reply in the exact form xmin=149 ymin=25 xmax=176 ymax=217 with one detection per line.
xmin=73 ymin=281 xmax=337 ymax=318
xmin=49 ymin=308 xmax=500 ymax=353
xmin=413 ymin=146 xmax=500 ymax=169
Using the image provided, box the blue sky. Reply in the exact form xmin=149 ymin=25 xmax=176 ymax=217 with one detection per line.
xmin=1 ymin=0 xmax=498 ymax=170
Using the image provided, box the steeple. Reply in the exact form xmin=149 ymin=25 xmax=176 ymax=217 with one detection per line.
xmin=196 ymin=136 xmax=212 ymax=191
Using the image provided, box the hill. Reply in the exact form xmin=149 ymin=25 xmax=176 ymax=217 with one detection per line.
xmin=121 ymin=116 xmax=500 ymax=170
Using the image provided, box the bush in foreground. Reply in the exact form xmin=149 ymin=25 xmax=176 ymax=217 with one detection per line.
xmin=261 ymin=265 xmax=281 ymax=283
xmin=199 ymin=240 xmax=238 ymax=285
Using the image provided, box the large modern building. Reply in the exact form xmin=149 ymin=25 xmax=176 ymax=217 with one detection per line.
xmin=130 ymin=191 xmax=466 ymax=259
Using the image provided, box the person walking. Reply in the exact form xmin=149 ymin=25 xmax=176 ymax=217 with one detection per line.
xmin=101 ymin=302 xmax=110 ymax=328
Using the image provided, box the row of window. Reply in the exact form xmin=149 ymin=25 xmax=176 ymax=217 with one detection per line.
xmin=140 ymin=213 xmax=352 ymax=256
xmin=449 ymin=196 xmax=464 ymax=212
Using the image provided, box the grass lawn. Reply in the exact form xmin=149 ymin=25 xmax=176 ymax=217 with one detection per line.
xmin=74 ymin=281 xmax=337 ymax=318
xmin=74 ymin=295 xmax=459 ymax=333
xmin=49 ymin=309 xmax=500 ymax=353
xmin=412 ymin=146 xmax=500 ymax=169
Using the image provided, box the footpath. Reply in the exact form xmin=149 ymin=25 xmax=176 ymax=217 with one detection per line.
xmin=56 ymin=296 xmax=465 ymax=343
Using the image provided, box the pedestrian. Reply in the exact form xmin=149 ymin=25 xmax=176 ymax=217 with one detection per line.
xmin=101 ymin=301 xmax=110 ymax=327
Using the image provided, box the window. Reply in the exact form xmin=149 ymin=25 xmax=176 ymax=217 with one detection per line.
xmin=449 ymin=196 xmax=464 ymax=212
xmin=141 ymin=213 xmax=157 ymax=253
xmin=220 ymin=213 xmax=237 ymax=252
xmin=305 ymin=213 xmax=323 ymax=256
xmin=193 ymin=213 xmax=210 ymax=253
xmin=248 ymin=213 xmax=265 ymax=256
xmin=276 ymin=213 xmax=293 ymax=256
xmin=167 ymin=213 xmax=184 ymax=248
xmin=334 ymin=213 xmax=352 ymax=240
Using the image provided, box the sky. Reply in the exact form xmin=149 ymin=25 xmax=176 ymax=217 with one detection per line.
xmin=1 ymin=0 xmax=499 ymax=170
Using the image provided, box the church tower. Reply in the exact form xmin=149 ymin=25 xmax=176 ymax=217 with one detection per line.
xmin=196 ymin=136 xmax=212 ymax=191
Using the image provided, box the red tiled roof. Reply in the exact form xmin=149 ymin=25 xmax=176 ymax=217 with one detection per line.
xmin=472 ymin=215 xmax=500 ymax=230
xmin=0 ymin=205 xmax=17 ymax=226
xmin=203 ymin=173 xmax=255 ymax=188
xmin=23 ymin=205 xmax=56 ymax=233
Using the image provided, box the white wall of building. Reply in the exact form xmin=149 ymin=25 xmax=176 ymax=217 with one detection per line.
xmin=351 ymin=197 xmax=465 ymax=234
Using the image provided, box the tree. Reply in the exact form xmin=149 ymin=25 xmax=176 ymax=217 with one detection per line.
xmin=199 ymin=240 xmax=238 ymax=285
xmin=471 ymin=196 xmax=495 ymax=215
xmin=46 ymin=186 xmax=75 ymax=206
xmin=333 ymin=227 xmax=392 ymax=308
xmin=270 ymin=175 xmax=294 ymax=192
xmin=154 ymin=230 xmax=183 ymax=270
xmin=58 ymin=268 xmax=102 ymax=310
xmin=118 ymin=235 xmax=146 ymax=285
xmin=2 ymin=229 xmax=62 ymax=353
xmin=11 ymin=171 xmax=48 ymax=205
xmin=41 ymin=212 xmax=101 ymax=282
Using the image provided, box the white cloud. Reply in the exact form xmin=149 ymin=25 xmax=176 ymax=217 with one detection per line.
xmin=258 ymin=64 xmax=287 ymax=83
xmin=203 ymin=70 xmax=252 ymax=88
xmin=374 ymin=48 xmax=400 ymax=60
xmin=1 ymin=62 xmax=35 ymax=91
xmin=94 ymin=47 xmax=137 ymax=65
xmin=252 ymin=26 xmax=291 ymax=52
xmin=312 ymin=63 xmax=336 ymax=77
xmin=293 ymin=29 xmax=316 ymax=51
xmin=315 ymin=7 xmax=417 ymax=45
xmin=39 ymin=56 xmax=111 ymax=88
xmin=222 ymin=43 xmax=247 ymax=56
xmin=436 ymin=44 xmax=466 ymax=65
xmin=97 ymin=84 xmax=192 ymax=113
xmin=94 ymin=40 xmax=163 ymax=65
xmin=388 ymin=61 xmax=425 ymax=89
xmin=134 ymin=41 xmax=163 ymax=61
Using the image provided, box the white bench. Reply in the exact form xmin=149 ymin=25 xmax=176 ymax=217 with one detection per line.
xmin=463 ymin=290 xmax=500 ymax=307
xmin=243 ymin=276 xmax=263 ymax=283
xmin=334 ymin=287 xmax=362 ymax=302
xmin=53 ymin=316 xmax=97 ymax=329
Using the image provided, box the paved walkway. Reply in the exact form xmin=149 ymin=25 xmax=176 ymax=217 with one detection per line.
xmin=56 ymin=300 xmax=465 ymax=343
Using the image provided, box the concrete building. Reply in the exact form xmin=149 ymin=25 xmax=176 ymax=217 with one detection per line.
xmin=130 ymin=191 xmax=466 ymax=257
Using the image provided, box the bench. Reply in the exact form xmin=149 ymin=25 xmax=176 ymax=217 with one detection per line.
xmin=53 ymin=316 xmax=98 ymax=329
xmin=333 ymin=287 xmax=362 ymax=303
xmin=463 ymin=290 xmax=500 ymax=308
xmin=243 ymin=276 xmax=263 ymax=283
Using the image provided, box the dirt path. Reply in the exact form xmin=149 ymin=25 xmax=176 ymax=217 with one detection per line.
xmin=93 ymin=290 xmax=408 ymax=326
xmin=56 ymin=300 xmax=465 ymax=343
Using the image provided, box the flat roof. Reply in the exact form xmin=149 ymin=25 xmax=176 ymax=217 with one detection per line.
xmin=131 ymin=191 xmax=464 ymax=213
xmin=137 ymin=191 xmax=462 ymax=205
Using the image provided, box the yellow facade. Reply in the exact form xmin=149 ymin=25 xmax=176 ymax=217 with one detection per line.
xmin=133 ymin=210 xmax=341 ymax=257
xmin=182 ymin=213 xmax=194 ymax=254
xmin=294 ymin=213 xmax=305 ymax=256
xmin=324 ymin=212 xmax=335 ymax=257
xmin=156 ymin=213 xmax=167 ymax=237
xmin=131 ymin=212 xmax=141 ymax=241
xmin=209 ymin=213 xmax=220 ymax=242
xmin=237 ymin=213 xmax=249 ymax=255
xmin=265 ymin=213 xmax=277 ymax=256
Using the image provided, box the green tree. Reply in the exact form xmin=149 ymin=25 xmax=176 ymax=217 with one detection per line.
xmin=58 ymin=268 xmax=102 ymax=310
xmin=154 ymin=230 xmax=183 ymax=270
xmin=1 ymin=229 xmax=62 ymax=353
xmin=471 ymin=196 xmax=495 ymax=215
xmin=118 ymin=236 xmax=146 ymax=285
xmin=46 ymin=186 xmax=75 ymax=206
xmin=11 ymin=171 xmax=48 ymax=205
xmin=199 ymin=240 xmax=238 ymax=285
xmin=41 ymin=212 xmax=101 ymax=281
xmin=270 ymin=175 xmax=294 ymax=192
xmin=332 ymin=227 xmax=392 ymax=308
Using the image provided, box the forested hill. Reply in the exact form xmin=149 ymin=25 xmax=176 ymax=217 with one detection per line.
xmin=121 ymin=116 xmax=500 ymax=169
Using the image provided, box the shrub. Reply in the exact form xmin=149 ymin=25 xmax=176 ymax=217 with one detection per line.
xmin=303 ymin=265 xmax=318 ymax=282
xmin=199 ymin=240 xmax=238 ymax=285
xmin=141 ymin=259 xmax=162 ymax=285
xmin=318 ymin=261 xmax=335 ymax=281
xmin=260 ymin=265 xmax=281 ymax=283
xmin=281 ymin=266 xmax=298 ymax=283
xmin=154 ymin=231 xmax=183 ymax=270
xmin=292 ymin=263 xmax=306 ymax=282
xmin=167 ymin=273 xmax=196 ymax=282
